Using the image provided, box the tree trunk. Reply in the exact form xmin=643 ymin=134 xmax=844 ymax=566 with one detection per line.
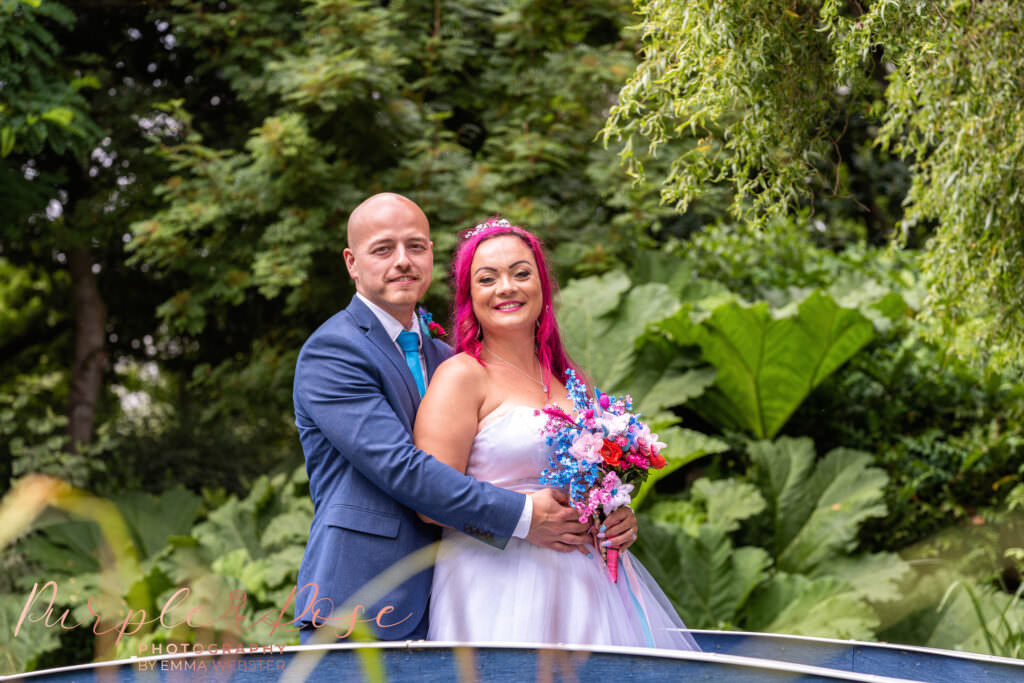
xmin=68 ymin=246 xmax=107 ymax=450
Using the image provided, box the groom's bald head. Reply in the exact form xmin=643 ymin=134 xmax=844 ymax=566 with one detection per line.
xmin=346 ymin=193 xmax=430 ymax=250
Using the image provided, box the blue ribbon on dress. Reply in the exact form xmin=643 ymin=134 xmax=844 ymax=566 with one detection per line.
xmin=620 ymin=553 xmax=656 ymax=647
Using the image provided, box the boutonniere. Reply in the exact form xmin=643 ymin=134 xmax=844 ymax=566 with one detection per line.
xmin=418 ymin=307 xmax=447 ymax=338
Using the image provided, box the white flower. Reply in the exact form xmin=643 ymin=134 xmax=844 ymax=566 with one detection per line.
xmin=602 ymin=483 xmax=634 ymax=515
xmin=597 ymin=412 xmax=631 ymax=438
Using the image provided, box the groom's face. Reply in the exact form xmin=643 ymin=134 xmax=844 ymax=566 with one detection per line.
xmin=344 ymin=197 xmax=433 ymax=322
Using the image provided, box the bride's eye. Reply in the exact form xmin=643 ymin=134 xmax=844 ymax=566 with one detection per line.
xmin=477 ymin=275 xmax=495 ymax=286
xmin=515 ymin=269 xmax=531 ymax=279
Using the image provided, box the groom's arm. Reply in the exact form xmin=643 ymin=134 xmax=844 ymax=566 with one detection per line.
xmin=296 ymin=328 xmax=524 ymax=547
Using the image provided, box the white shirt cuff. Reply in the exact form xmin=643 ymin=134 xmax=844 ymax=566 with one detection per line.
xmin=511 ymin=494 xmax=533 ymax=539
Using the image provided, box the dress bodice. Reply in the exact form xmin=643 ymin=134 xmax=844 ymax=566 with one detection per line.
xmin=430 ymin=406 xmax=700 ymax=650
xmin=466 ymin=405 xmax=551 ymax=493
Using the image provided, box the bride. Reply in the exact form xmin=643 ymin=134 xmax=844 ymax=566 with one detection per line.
xmin=414 ymin=218 xmax=699 ymax=649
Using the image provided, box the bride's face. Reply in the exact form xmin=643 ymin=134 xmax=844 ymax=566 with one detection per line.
xmin=469 ymin=235 xmax=544 ymax=340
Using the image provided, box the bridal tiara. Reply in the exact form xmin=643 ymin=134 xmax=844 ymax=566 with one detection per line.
xmin=463 ymin=217 xmax=510 ymax=239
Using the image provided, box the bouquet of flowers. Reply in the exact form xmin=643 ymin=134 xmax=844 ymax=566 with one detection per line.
xmin=537 ymin=370 xmax=667 ymax=582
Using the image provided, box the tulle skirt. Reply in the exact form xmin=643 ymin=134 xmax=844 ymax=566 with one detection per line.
xmin=428 ymin=531 xmax=700 ymax=650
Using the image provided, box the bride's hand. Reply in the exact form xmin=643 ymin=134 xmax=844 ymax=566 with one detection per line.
xmin=599 ymin=506 xmax=638 ymax=551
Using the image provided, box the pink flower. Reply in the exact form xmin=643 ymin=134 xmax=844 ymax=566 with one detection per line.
xmin=626 ymin=451 xmax=650 ymax=469
xmin=569 ymin=431 xmax=605 ymax=464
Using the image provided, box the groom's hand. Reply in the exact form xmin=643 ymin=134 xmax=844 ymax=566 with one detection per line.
xmin=525 ymin=488 xmax=589 ymax=552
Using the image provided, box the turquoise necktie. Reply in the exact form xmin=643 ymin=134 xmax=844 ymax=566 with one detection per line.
xmin=396 ymin=330 xmax=426 ymax=397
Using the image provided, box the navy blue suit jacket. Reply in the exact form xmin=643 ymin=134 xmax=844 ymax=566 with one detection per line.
xmin=293 ymin=296 xmax=525 ymax=639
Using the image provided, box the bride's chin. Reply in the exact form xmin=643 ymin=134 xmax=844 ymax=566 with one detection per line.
xmin=480 ymin=321 xmax=536 ymax=339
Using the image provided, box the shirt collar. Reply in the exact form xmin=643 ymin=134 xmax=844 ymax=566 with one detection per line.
xmin=356 ymin=293 xmax=422 ymax=347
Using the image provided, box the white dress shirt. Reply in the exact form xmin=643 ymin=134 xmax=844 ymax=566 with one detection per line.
xmin=355 ymin=293 xmax=533 ymax=538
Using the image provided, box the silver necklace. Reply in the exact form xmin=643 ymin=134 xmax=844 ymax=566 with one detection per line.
xmin=483 ymin=344 xmax=549 ymax=394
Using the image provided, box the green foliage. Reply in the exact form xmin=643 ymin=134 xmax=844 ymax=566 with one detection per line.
xmin=637 ymin=440 xmax=908 ymax=638
xmin=0 ymin=591 xmax=62 ymax=675
xmin=637 ymin=488 xmax=770 ymax=629
xmin=631 ymin=427 xmax=728 ymax=509
xmin=153 ymin=466 xmax=311 ymax=644
xmin=0 ymin=0 xmax=98 ymax=157
xmin=883 ymin=566 xmax=1024 ymax=659
xmin=655 ymin=291 xmax=879 ymax=440
xmin=565 ymin=263 xmax=896 ymax=441
xmin=605 ymin=0 xmax=860 ymax=218
xmin=558 ymin=270 xmax=681 ymax=391
xmin=745 ymin=573 xmax=879 ymax=640
xmin=747 ymin=438 xmax=888 ymax=574
xmin=791 ymin=327 xmax=1024 ymax=551
xmin=605 ymin=0 xmax=1024 ymax=367
xmin=666 ymin=217 xmax=925 ymax=309
xmin=4 ymin=467 xmax=311 ymax=672
xmin=939 ymin=581 xmax=1024 ymax=658
xmin=0 ymin=0 xmax=102 ymax=226
xmin=640 ymin=520 xmax=772 ymax=630
xmin=135 ymin=0 xmax=646 ymax=338
xmin=3 ymin=0 xmax=1022 ymax=667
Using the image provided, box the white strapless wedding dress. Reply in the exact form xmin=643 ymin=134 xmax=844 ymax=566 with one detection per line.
xmin=427 ymin=405 xmax=700 ymax=649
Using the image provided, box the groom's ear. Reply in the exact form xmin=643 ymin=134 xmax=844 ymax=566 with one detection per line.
xmin=343 ymin=248 xmax=358 ymax=281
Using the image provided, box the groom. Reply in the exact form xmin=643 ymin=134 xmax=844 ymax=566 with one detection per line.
xmin=292 ymin=193 xmax=588 ymax=642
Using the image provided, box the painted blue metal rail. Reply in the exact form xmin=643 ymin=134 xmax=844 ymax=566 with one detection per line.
xmin=2 ymin=635 xmax=1022 ymax=682
xmin=691 ymin=630 xmax=1024 ymax=682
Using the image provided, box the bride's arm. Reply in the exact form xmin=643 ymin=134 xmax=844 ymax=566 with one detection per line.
xmin=413 ymin=354 xmax=487 ymax=525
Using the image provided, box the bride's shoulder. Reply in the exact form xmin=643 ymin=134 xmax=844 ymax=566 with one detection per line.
xmin=433 ymin=352 xmax=487 ymax=384
xmin=422 ymin=353 xmax=488 ymax=413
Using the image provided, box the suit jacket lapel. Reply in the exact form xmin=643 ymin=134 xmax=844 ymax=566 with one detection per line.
xmin=423 ymin=336 xmax=445 ymax=381
xmin=348 ymin=297 xmax=421 ymax=403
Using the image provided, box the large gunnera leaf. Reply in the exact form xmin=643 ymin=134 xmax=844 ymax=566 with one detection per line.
xmin=633 ymin=519 xmax=771 ymax=629
xmin=749 ymin=437 xmax=888 ymax=574
xmin=657 ymin=290 xmax=875 ymax=439
xmin=745 ymin=573 xmax=880 ymax=640
xmin=819 ymin=552 xmax=912 ymax=605
xmin=559 ymin=271 xmax=680 ymax=391
xmin=626 ymin=325 xmax=717 ymax=419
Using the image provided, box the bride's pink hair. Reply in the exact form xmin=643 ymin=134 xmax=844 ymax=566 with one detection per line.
xmin=451 ymin=218 xmax=582 ymax=388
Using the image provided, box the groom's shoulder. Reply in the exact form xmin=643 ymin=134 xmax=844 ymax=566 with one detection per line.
xmin=304 ymin=310 xmax=355 ymax=341
xmin=427 ymin=334 xmax=454 ymax=359
xmin=298 ymin=303 xmax=364 ymax=356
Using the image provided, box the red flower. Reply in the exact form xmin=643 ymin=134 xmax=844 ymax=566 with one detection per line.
xmin=601 ymin=439 xmax=623 ymax=467
xmin=428 ymin=321 xmax=446 ymax=337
